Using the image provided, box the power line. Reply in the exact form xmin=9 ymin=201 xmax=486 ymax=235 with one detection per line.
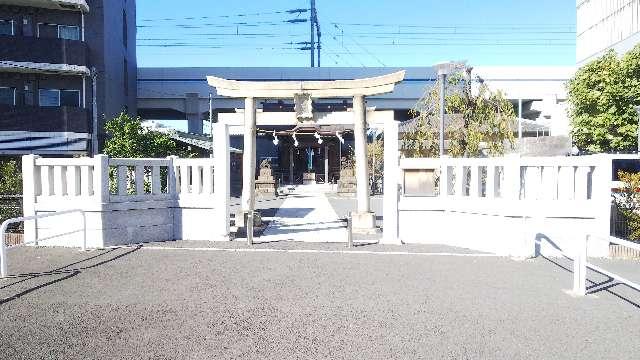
xmin=137 ymin=20 xmax=308 ymax=29
xmin=333 ymin=24 xmax=385 ymax=67
xmin=344 ymin=35 xmax=574 ymax=41
xmin=330 ymin=22 xmax=575 ymax=29
xmin=138 ymin=34 xmax=308 ymax=39
xmin=327 ymin=31 xmax=366 ymax=67
xmin=140 ymin=9 xmax=309 ymax=22
xmin=334 ymin=42 xmax=575 ymax=46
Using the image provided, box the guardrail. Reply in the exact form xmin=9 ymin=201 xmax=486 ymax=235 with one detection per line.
xmin=572 ymin=235 xmax=640 ymax=296
xmin=0 ymin=209 xmax=86 ymax=278
xmin=346 ymin=215 xmax=353 ymax=248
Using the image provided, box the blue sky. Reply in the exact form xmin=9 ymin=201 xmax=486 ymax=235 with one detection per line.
xmin=137 ymin=0 xmax=577 ymax=68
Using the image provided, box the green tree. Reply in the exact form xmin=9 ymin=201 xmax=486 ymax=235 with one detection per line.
xmin=103 ymin=112 xmax=186 ymax=158
xmin=402 ymin=67 xmax=516 ymax=158
xmin=0 ymin=158 xmax=23 ymax=225
xmin=0 ymin=159 xmax=21 ymax=195
xmin=567 ymin=45 xmax=640 ymax=153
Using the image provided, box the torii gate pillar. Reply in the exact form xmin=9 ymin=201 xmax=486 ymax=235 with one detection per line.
xmin=351 ymin=94 xmax=376 ymax=232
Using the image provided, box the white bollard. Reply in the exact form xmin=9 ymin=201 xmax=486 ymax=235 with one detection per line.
xmin=572 ymin=235 xmax=588 ymax=296
xmin=81 ymin=211 xmax=87 ymax=251
xmin=0 ymin=221 xmax=7 ymax=278
xmin=246 ymin=212 xmax=254 ymax=246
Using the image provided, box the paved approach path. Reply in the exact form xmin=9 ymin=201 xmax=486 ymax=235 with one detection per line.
xmin=2 ymin=246 xmax=640 ymax=359
xmin=260 ymin=186 xmax=347 ymax=243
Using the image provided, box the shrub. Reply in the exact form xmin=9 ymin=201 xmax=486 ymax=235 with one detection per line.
xmin=0 ymin=158 xmax=23 ymax=226
xmin=615 ymin=170 xmax=640 ymax=241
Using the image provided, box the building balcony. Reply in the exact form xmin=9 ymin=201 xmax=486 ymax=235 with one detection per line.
xmin=0 ymin=0 xmax=89 ymax=12
xmin=0 ymin=105 xmax=89 ymax=133
xmin=0 ymin=35 xmax=88 ymax=67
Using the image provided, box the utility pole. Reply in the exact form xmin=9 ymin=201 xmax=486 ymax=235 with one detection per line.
xmin=314 ymin=2 xmax=321 ymax=67
xmin=209 ymin=93 xmax=214 ymax=158
xmin=310 ymin=0 xmax=315 ymax=67
xmin=91 ymin=67 xmax=98 ymax=156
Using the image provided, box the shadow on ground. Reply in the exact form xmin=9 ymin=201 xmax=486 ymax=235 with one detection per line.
xmin=0 ymin=246 xmax=140 ymax=306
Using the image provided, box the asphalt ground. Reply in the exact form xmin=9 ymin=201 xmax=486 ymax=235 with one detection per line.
xmin=1 ymin=244 xmax=639 ymax=360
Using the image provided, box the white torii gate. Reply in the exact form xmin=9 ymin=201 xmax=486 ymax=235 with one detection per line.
xmin=207 ymin=71 xmax=405 ymax=235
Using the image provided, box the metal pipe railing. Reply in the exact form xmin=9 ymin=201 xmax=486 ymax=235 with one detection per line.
xmin=346 ymin=214 xmax=353 ymax=248
xmin=0 ymin=209 xmax=87 ymax=278
xmin=573 ymin=235 xmax=640 ymax=296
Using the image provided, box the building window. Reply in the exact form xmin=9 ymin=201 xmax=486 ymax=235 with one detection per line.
xmin=0 ymin=20 xmax=14 ymax=36
xmin=37 ymin=23 xmax=80 ymax=40
xmin=22 ymin=17 xmax=33 ymax=37
xmin=58 ymin=25 xmax=80 ymax=40
xmin=0 ymin=87 xmax=16 ymax=105
xmin=60 ymin=89 xmax=80 ymax=107
xmin=24 ymin=82 xmax=34 ymax=106
xmin=39 ymin=89 xmax=80 ymax=107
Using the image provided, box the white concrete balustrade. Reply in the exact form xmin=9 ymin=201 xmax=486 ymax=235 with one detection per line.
xmin=21 ymin=124 xmax=231 ymax=248
xmin=385 ymin=154 xmax=613 ymax=257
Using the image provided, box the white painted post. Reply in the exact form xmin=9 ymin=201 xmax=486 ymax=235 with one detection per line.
xmin=558 ymin=166 xmax=575 ymax=200
xmin=486 ymin=163 xmax=496 ymax=198
xmin=503 ymin=154 xmax=521 ymax=200
xmin=214 ymin=123 xmax=231 ymax=241
xmin=151 ymin=166 xmax=161 ymax=195
xmin=455 ymin=164 xmax=465 ymax=197
xmin=382 ymin=120 xmax=400 ymax=245
xmin=0 ymin=220 xmax=7 ymax=278
xmin=135 ymin=165 xmax=145 ymax=195
xmin=241 ymin=97 xmax=257 ymax=213
xmin=180 ymin=165 xmax=190 ymax=195
xmin=440 ymin=160 xmax=450 ymax=198
xmin=573 ymin=235 xmax=588 ymax=296
xmin=53 ymin=166 xmax=66 ymax=196
xmin=353 ymin=95 xmax=370 ymax=213
xmin=166 ymin=156 xmax=178 ymax=198
xmin=81 ymin=165 xmax=92 ymax=197
xmin=93 ymin=155 xmax=109 ymax=204
xmin=192 ymin=166 xmax=203 ymax=195
xmin=81 ymin=211 xmax=87 ymax=251
xmin=540 ymin=166 xmax=556 ymax=200
xmin=21 ymin=155 xmax=38 ymax=244
xmin=67 ymin=166 xmax=81 ymax=197
xmin=117 ymin=166 xmax=128 ymax=196
xmin=469 ymin=164 xmax=480 ymax=198
xmin=40 ymin=165 xmax=53 ymax=197
xmin=324 ymin=145 xmax=329 ymax=184
xmin=524 ymin=166 xmax=541 ymax=200
xmin=575 ymin=166 xmax=589 ymax=200
xmin=202 ymin=164 xmax=213 ymax=195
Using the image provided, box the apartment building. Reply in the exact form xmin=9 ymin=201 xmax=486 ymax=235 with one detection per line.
xmin=0 ymin=0 xmax=136 ymax=155
xmin=577 ymin=0 xmax=640 ymax=65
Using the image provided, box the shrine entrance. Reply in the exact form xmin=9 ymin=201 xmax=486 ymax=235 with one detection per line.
xmin=277 ymin=133 xmax=341 ymax=185
xmin=208 ymin=71 xmax=405 ymax=239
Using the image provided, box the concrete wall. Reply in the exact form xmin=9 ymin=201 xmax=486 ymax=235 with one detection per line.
xmin=512 ymin=136 xmax=572 ymax=157
xmin=21 ymin=143 xmax=231 ymax=248
xmin=384 ymin=156 xmax=613 ymax=258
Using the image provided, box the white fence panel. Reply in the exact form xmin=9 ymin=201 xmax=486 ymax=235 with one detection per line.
xmin=397 ymin=155 xmax=612 ymax=257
